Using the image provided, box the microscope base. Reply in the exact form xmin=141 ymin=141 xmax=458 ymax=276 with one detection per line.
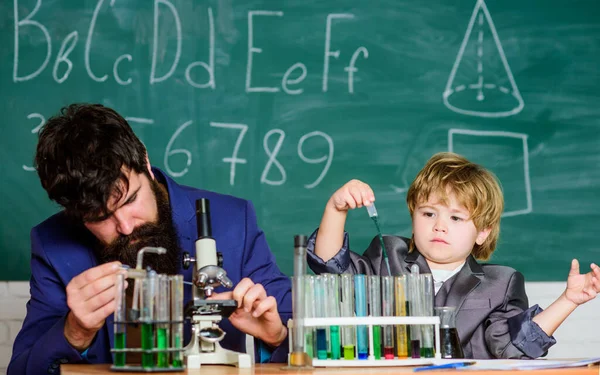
xmin=184 ymin=314 xmax=252 ymax=368
xmin=186 ymin=344 xmax=252 ymax=368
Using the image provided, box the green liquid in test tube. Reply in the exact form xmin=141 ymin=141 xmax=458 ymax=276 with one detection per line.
xmin=170 ymin=275 xmax=184 ymax=367
xmin=343 ymin=345 xmax=355 ymax=360
xmin=156 ymin=328 xmax=168 ymax=367
xmin=171 ymin=334 xmax=183 ymax=367
xmin=141 ymin=323 xmax=155 ymax=367
xmin=156 ymin=275 xmax=170 ymax=368
xmin=340 ymin=274 xmax=355 ymax=360
xmin=114 ymin=332 xmax=126 ymax=366
xmin=419 ymin=274 xmax=434 ymax=358
xmin=368 ymin=275 xmax=382 ymax=359
xmin=141 ymin=271 xmax=157 ymax=368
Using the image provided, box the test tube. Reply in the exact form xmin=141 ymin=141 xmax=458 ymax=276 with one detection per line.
xmin=114 ymin=273 xmax=126 ymax=367
xmin=156 ymin=275 xmax=170 ymax=367
xmin=315 ymin=275 xmax=328 ymax=359
xmin=327 ymin=274 xmax=341 ymax=359
xmin=354 ymin=274 xmax=368 ymax=360
xmin=170 ymin=275 xmax=184 ymax=367
xmin=141 ymin=270 xmax=157 ymax=368
xmin=291 ymin=234 xmax=308 ymax=366
xmin=409 ymin=264 xmax=421 ymax=358
xmin=382 ymin=276 xmax=395 ymax=359
xmin=394 ymin=275 xmax=409 ymax=358
xmin=366 ymin=204 xmax=391 ymax=275
xmin=420 ymin=274 xmax=435 ymax=358
xmin=304 ymin=275 xmax=316 ymax=358
xmin=340 ymin=274 xmax=355 ymax=359
xmin=367 ymin=276 xmax=382 ymax=360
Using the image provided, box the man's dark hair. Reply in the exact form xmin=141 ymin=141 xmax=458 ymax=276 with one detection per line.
xmin=35 ymin=103 xmax=149 ymax=221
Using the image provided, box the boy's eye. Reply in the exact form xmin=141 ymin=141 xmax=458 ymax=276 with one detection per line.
xmin=451 ymin=216 xmax=464 ymax=222
xmin=423 ymin=211 xmax=434 ymax=217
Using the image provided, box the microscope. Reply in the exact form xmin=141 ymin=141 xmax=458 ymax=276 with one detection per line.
xmin=182 ymin=198 xmax=252 ymax=368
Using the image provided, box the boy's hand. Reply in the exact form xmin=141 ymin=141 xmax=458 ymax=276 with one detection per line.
xmin=328 ymin=179 xmax=375 ymax=213
xmin=208 ymin=278 xmax=287 ymax=348
xmin=564 ymin=259 xmax=600 ymax=306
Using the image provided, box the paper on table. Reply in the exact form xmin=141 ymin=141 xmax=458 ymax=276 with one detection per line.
xmin=459 ymin=357 xmax=600 ymax=371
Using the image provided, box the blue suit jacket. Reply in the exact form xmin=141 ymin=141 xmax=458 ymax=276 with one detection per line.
xmin=9 ymin=168 xmax=292 ymax=374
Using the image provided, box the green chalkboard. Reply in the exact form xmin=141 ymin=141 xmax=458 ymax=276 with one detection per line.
xmin=1 ymin=0 xmax=599 ymax=281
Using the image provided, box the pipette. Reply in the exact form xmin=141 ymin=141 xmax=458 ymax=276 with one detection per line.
xmin=366 ymin=203 xmax=391 ymax=275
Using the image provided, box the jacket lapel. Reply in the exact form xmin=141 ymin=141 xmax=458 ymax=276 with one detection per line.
xmin=152 ymin=168 xmax=197 ymax=310
xmin=404 ymin=249 xmax=432 ymax=274
xmin=444 ymin=255 xmax=483 ymax=310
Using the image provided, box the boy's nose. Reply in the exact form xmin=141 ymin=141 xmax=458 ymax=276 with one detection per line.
xmin=433 ymin=218 xmax=447 ymax=232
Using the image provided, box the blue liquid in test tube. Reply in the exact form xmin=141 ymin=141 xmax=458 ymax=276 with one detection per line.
xmin=354 ymin=275 xmax=368 ymax=360
xmin=315 ymin=275 xmax=328 ymax=359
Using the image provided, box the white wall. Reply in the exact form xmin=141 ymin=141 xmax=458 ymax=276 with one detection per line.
xmin=0 ymin=282 xmax=29 ymax=374
xmin=1 ymin=281 xmax=598 ymax=373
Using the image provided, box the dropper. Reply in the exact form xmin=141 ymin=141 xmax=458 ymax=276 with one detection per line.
xmin=366 ymin=203 xmax=392 ymax=275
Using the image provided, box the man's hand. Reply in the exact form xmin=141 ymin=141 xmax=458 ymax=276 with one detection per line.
xmin=64 ymin=261 xmax=123 ymax=351
xmin=209 ymin=278 xmax=287 ymax=347
xmin=565 ymin=259 xmax=600 ymax=306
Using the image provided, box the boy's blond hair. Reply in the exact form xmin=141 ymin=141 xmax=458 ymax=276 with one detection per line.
xmin=406 ymin=152 xmax=504 ymax=261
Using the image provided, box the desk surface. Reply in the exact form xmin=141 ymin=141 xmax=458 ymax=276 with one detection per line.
xmin=61 ymin=364 xmax=600 ymax=375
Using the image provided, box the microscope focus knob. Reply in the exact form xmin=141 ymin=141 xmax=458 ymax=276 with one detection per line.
xmin=182 ymin=252 xmax=195 ymax=270
xmin=216 ymin=272 xmax=233 ymax=289
xmin=217 ymin=252 xmax=224 ymax=268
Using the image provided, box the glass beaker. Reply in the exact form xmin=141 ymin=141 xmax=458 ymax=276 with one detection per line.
xmin=434 ymin=306 xmax=464 ymax=359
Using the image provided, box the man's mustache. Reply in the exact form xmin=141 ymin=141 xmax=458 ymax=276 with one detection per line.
xmin=108 ymin=222 xmax=161 ymax=248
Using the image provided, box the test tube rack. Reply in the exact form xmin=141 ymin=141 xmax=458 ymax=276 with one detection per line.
xmin=110 ymin=319 xmax=186 ymax=372
xmin=110 ymin=270 xmax=185 ymax=372
xmin=288 ymin=315 xmax=441 ymax=367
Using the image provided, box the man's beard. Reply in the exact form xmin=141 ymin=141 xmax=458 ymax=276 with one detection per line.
xmin=95 ymin=179 xmax=181 ymax=275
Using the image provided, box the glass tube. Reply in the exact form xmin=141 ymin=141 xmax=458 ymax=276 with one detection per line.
xmin=114 ymin=273 xmax=126 ymax=367
xmin=315 ymin=275 xmax=328 ymax=359
xmin=304 ymin=275 xmax=315 ymax=358
xmin=170 ymin=275 xmax=184 ymax=367
xmin=291 ymin=235 xmax=307 ymax=365
xmin=340 ymin=274 xmax=355 ymax=360
xmin=327 ymin=274 xmax=341 ymax=359
xmin=141 ymin=270 xmax=157 ymax=368
xmin=156 ymin=275 xmax=169 ymax=367
xmin=409 ymin=265 xmax=421 ymax=358
xmin=381 ymin=276 xmax=395 ymax=359
xmin=394 ymin=276 xmax=409 ymax=358
xmin=420 ymin=274 xmax=434 ymax=358
xmin=367 ymin=275 xmax=381 ymax=360
xmin=354 ymin=274 xmax=368 ymax=360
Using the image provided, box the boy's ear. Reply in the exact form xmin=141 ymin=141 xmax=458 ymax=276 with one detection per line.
xmin=475 ymin=227 xmax=492 ymax=246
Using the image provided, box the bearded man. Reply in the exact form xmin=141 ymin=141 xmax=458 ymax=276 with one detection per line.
xmin=9 ymin=104 xmax=292 ymax=375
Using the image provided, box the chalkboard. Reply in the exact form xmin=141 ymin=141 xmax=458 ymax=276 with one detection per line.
xmin=1 ymin=0 xmax=599 ymax=281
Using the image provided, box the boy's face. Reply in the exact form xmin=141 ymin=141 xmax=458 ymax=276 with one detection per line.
xmin=412 ymin=191 xmax=490 ymax=270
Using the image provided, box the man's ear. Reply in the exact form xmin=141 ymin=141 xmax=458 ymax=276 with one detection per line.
xmin=475 ymin=227 xmax=492 ymax=246
xmin=145 ymin=154 xmax=155 ymax=180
